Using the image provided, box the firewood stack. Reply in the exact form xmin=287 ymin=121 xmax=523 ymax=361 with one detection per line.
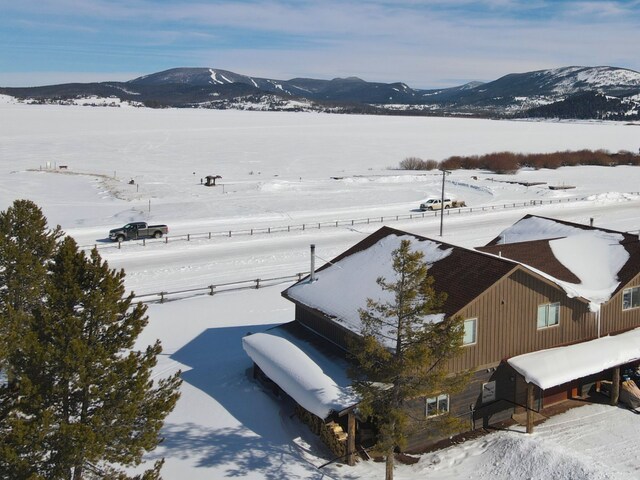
xmin=320 ymin=421 xmax=348 ymax=459
xmin=295 ymin=404 xmax=323 ymax=434
xmin=295 ymin=404 xmax=349 ymax=459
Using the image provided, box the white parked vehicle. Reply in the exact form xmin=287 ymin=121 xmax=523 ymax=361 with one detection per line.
xmin=419 ymin=198 xmax=452 ymax=211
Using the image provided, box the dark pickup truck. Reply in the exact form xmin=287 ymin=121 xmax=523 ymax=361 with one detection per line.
xmin=109 ymin=222 xmax=169 ymax=242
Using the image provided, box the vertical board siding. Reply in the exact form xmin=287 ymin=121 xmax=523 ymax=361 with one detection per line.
xmin=448 ymin=269 xmax=596 ymax=372
xmin=295 ymin=304 xmax=356 ymax=351
xmin=602 ymin=273 xmax=640 ymax=335
xmin=404 ymin=365 xmax=517 ymax=453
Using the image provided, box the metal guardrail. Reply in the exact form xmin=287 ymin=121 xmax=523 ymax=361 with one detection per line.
xmin=81 ymin=192 xmax=640 ymax=251
xmin=132 ymin=272 xmax=308 ymax=304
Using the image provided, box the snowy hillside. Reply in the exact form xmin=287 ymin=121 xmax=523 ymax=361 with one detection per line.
xmin=3 ymin=65 xmax=640 ymax=119
xmin=544 ymin=66 xmax=640 ymax=94
xmin=2 ymin=102 xmax=640 ymax=479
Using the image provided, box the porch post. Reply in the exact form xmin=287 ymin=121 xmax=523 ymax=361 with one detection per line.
xmin=347 ymin=411 xmax=356 ymax=466
xmin=526 ymin=382 xmax=535 ymax=434
xmin=611 ymin=366 xmax=620 ymax=406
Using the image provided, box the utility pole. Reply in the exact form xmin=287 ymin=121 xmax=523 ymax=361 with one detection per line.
xmin=439 ymin=169 xmax=451 ymax=237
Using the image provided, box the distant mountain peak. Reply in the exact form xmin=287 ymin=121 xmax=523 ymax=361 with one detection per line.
xmin=330 ymin=76 xmax=366 ymax=82
xmin=1 ymin=65 xmax=639 ymax=120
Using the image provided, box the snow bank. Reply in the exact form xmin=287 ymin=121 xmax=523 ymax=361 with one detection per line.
xmin=418 ymin=429 xmax=610 ymax=480
xmin=0 ymin=94 xmax=16 ymax=104
xmin=586 ymin=191 xmax=640 ymax=202
xmin=242 ymin=333 xmax=356 ymax=419
xmin=287 ymin=234 xmax=450 ymax=347
xmin=508 ymin=328 xmax=640 ymax=389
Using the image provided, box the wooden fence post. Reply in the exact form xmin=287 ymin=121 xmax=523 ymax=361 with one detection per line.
xmin=611 ymin=367 xmax=620 ymax=406
xmin=347 ymin=412 xmax=356 ymax=466
xmin=526 ymin=383 xmax=535 ymax=434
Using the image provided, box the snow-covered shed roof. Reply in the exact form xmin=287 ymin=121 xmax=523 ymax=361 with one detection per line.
xmin=508 ymin=328 xmax=640 ymax=390
xmin=242 ymin=323 xmax=357 ymax=419
xmin=283 ymin=226 xmax=520 ymax=342
xmin=479 ymin=215 xmax=640 ymax=307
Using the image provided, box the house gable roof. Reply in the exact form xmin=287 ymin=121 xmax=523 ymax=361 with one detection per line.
xmin=479 ymin=240 xmax=581 ymax=284
xmin=283 ymin=226 xmax=522 ymax=336
xmin=480 ymin=215 xmax=640 ymax=305
xmin=485 ymin=214 xmax=639 ymax=247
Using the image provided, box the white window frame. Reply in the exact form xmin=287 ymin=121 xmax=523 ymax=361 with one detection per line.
xmin=463 ymin=318 xmax=477 ymax=346
xmin=622 ymin=286 xmax=640 ymax=310
xmin=537 ymin=302 xmax=560 ymax=329
xmin=425 ymin=393 xmax=450 ymax=417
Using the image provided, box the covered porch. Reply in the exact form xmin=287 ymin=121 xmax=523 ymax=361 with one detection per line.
xmin=508 ymin=327 xmax=640 ymax=433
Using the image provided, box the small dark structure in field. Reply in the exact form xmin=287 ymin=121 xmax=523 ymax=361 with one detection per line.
xmin=204 ymin=175 xmax=222 ymax=186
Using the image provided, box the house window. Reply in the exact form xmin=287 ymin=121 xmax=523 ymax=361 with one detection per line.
xmin=426 ymin=393 xmax=450 ymax=416
xmin=537 ymin=302 xmax=560 ymax=329
xmin=622 ymin=286 xmax=640 ymax=310
xmin=463 ymin=318 xmax=477 ymax=345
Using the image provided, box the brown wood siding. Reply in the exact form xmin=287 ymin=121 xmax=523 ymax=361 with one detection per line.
xmin=449 ymin=268 xmax=596 ymax=373
xmin=295 ymin=304 xmax=356 ymax=351
xmin=404 ymin=365 xmax=518 ymax=453
xmin=601 ymin=272 xmax=640 ymax=335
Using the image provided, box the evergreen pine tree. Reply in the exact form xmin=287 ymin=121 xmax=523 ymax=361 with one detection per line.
xmin=0 ymin=199 xmax=61 ymax=372
xmin=350 ymin=239 xmax=467 ymax=480
xmin=0 ymin=202 xmax=181 ymax=480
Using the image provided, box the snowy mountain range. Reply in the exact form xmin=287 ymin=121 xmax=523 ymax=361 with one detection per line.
xmin=2 ymin=66 xmax=640 ymax=120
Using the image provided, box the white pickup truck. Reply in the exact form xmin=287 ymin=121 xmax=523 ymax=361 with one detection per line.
xmin=419 ymin=198 xmax=465 ymax=211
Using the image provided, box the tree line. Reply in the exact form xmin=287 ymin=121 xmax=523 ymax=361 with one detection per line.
xmin=400 ymin=149 xmax=640 ymax=174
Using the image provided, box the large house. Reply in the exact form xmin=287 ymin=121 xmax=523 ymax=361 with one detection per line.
xmin=242 ymin=215 xmax=640 ymax=460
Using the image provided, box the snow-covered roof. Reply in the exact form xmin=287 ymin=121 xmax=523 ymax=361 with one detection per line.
xmin=508 ymin=328 xmax=640 ymax=390
xmin=242 ymin=331 xmax=357 ymax=419
xmin=490 ymin=215 xmax=616 ymax=245
xmin=548 ymin=232 xmax=628 ymax=306
xmin=286 ymin=233 xmax=452 ymax=347
xmin=482 ymin=215 xmax=636 ymax=308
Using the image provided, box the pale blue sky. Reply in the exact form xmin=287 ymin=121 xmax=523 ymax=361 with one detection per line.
xmin=1 ymin=0 xmax=639 ymax=88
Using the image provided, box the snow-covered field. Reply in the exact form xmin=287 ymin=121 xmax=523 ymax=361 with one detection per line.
xmin=2 ymin=100 xmax=640 ymax=479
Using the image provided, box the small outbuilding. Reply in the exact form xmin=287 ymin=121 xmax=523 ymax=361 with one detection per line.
xmin=204 ymin=175 xmax=222 ymax=186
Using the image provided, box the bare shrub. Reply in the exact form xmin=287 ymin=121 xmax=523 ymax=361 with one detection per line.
xmin=424 ymin=159 xmax=439 ymax=170
xmin=399 ymin=157 xmax=425 ymax=170
xmin=398 ymin=157 xmax=438 ymax=170
xmin=419 ymin=149 xmax=640 ymax=173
